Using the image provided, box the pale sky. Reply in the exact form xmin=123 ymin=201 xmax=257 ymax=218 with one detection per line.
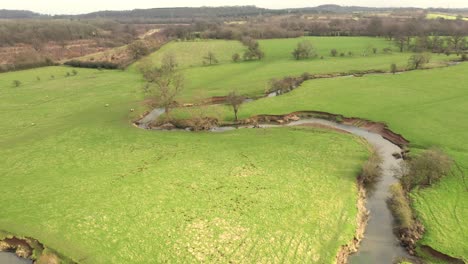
xmin=1 ymin=0 xmax=467 ymax=15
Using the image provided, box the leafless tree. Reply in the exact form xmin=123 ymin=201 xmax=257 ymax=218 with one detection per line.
xmin=140 ymin=54 xmax=184 ymax=116
xmin=226 ymin=91 xmax=245 ymax=122
xmin=408 ymin=53 xmax=431 ymax=69
xmin=203 ymin=51 xmax=219 ymax=65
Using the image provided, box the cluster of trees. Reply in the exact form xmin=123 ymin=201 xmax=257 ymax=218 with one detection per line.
xmin=64 ymin=60 xmax=119 ymax=69
xmin=0 ymin=19 xmax=138 ymax=48
xmin=163 ymin=15 xmax=468 ymax=42
xmin=240 ymin=37 xmax=264 ymax=61
xmin=0 ymin=55 xmax=56 ymax=73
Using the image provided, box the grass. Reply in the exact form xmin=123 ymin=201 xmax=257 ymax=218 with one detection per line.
xmin=197 ymin=63 xmax=468 ymax=261
xmin=0 ymin=66 xmax=369 ymax=263
xmin=426 ymin=13 xmax=468 ymax=21
xmin=2 ymin=37 xmax=466 ymax=263
xmin=134 ymin=37 xmax=456 ymax=100
xmin=135 ymin=39 xmax=246 ymax=69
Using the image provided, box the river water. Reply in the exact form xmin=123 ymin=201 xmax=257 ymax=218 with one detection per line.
xmin=290 ymin=119 xmax=411 ymax=263
xmin=0 ymin=252 xmax=31 ymax=264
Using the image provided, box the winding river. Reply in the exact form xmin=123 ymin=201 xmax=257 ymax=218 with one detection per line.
xmin=137 ymin=107 xmax=413 ymax=263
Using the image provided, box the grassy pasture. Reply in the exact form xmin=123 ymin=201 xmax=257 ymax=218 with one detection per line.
xmin=137 ymin=39 xmax=246 ymax=69
xmin=0 ymin=66 xmax=369 ymax=263
xmin=197 ymin=63 xmax=468 ymax=260
xmin=426 ymin=13 xmax=468 ymax=21
xmin=136 ymin=37 xmax=456 ymax=100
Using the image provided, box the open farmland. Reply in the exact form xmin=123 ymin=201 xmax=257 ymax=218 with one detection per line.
xmin=1 ymin=30 xmax=467 ymax=264
xmin=135 ymin=37 xmax=457 ymax=100
xmin=0 ymin=66 xmax=369 ymax=263
xmin=196 ymin=63 xmax=468 ymax=261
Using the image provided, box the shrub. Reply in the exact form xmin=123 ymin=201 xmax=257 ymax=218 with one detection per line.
xmin=72 ymin=69 xmax=78 ymax=76
xmin=391 ymin=63 xmax=397 ymax=74
xmin=232 ymin=53 xmax=240 ymax=62
xmin=340 ymin=52 xmax=345 ymax=57
xmin=292 ymin=40 xmax=316 ymax=60
xmin=12 ymin=80 xmax=21 ymax=87
xmin=36 ymin=76 xmax=41 ymax=81
xmin=373 ymin=48 xmax=378 ymax=54
xmin=330 ymin=49 xmax=338 ymax=57
xmin=66 ymin=72 xmax=71 ymax=77
xmin=268 ymin=77 xmax=301 ymax=94
xmin=359 ymin=150 xmax=382 ymax=187
xmin=64 ymin=60 xmax=119 ymax=69
xmin=389 ymin=183 xmax=414 ymax=229
xmin=50 ymin=75 xmax=55 ymax=79
xmin=301 ymin=72 xmax=312 ymax=81
xmin=400 ymin=148 xmax=453 ymax=191
xmin=408 ymin=53 xmax=431 ymax=69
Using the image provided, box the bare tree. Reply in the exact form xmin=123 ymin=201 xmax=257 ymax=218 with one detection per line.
xmin=127 ymin=40 xmax=149 ymax=59
xmin=203 ymin=51 xmax=219 ymax=65
xmin=226 ymin=91 xmax=245 ymax=122
xmin=292 ymin=40 xmax=315 ymax=60
xmin=391 ymin=63 xmax=397 ymax=74
xmin=408 ymin=53 xmax=431 ymax=69
xmin=232 ymin=53 xmax=240 ymax=62
xmin=140 ymin=54 xmax=184 ymax=116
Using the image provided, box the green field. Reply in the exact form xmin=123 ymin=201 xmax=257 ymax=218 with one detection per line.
xmin=426 ymin=13 xmax=468 ymax=21
xmin=1 ymin=36 xmax=467 ymax=263
xmin=135 ymin=37 xmax=455 ymax=100
xmin=0 ymin=66 xmax=369 ymax=263
xmin=197 ymin=63 xmax=468 ymax=260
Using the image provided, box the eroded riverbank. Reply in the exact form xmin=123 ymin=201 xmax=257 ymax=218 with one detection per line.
xmin=136 ymin=106 xmax=416 ymax=263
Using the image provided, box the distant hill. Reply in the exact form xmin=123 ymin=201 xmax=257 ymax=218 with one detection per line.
xmin=0 ymin=9 xmax=42 ymax=18
xmin=1 ymin=5 xmax=467 ymax=20
xmin=63 ymin=6 xmax=271 ymax=19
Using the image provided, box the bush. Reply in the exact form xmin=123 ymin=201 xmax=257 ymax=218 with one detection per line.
xmin=389 ymin=183 xmax=414 ymax=229
xmin=461 ymin=53 xmax=467 ymax=61
xmin=359 ymin=150 xmax=382 ymax=187
xmin=72 ymin=69 xmax=78 ymax=76
xmin=292 ymin=40 xmax=316 ymax=60
xmin=232 ymin=53 xmax=240 ymax=62
xmin=391 ymin=63 xmax=398 ymax=74
xmin=330 ymin=49 xmax=338 ymax=57
xmin=64 ymin=60 xmax=119 ymax=69
xmin=268 ymin=76 xmax=302 ymax=94
xmin=408 ymin=53 xmax=431 ymax=69
xmin=12 ymin=80 xmax=21 ymax=87
xmin=400 ymin=148 xmax=453 ymax=191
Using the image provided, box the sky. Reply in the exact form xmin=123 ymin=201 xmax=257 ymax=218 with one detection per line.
xmin=1 ymin=0 xmax=467 ymax=15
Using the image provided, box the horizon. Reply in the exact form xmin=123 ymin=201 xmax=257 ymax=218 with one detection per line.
xmin=1 ymin=1 xmax=468 ymax=16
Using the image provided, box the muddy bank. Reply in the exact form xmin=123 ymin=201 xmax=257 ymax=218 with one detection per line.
xmin=241 ymin=111 xmax=410 ymax=148
xmin=336 ymin=184 xmax=369 ymax=264
xmin=0 ymin=235 xmax=74 ymax=264
xmin=420 ymin=245 xmax=466 ymax=264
